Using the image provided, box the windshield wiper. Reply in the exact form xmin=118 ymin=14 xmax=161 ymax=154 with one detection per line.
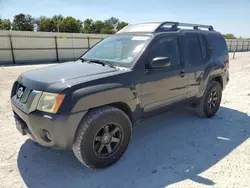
xmin=102 ymin=61 xmax=116 ymax=69
xmin=80 ymin=58 xmax=116 ymax=69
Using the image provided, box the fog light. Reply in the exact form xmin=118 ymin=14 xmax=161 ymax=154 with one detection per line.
xmin=42 ymin=129 xmax=52 ymax=142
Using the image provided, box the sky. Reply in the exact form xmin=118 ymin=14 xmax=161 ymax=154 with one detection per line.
xmin=0 ymin=0 xmax=250 ymax=38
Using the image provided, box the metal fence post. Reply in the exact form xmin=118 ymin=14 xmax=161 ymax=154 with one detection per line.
xmin=248 ymin=41 xmax=250 ymax=51
xmin=242 ymin=40 xmax=244 ymax=52
xmin=236 ymin=40 xmax=239 ymax=52
xmin=87 ymin=36 xmax=90 ymax=49
xmin=229 ymin=40 xmax=233 ymax=52
xmin=55 ymin=36 xmax=59 ymax=62
xmin=9 ymin=34 xmax=15 ymax=64
xmin=233 ymin=50 xmax=236 ymax=59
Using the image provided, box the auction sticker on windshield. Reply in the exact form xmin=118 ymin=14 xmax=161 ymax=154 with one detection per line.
xmin=131 ymin=36 xmax=150 ymax=41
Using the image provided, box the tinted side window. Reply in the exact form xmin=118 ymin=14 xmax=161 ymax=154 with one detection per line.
xmin=186 ymin=35 xmax=202 ymax=63
xmin=198 ymin=34 xmax=208 ymax=59
xmin=148 ymin=36 xmax=180 ymax=67
xmin=208 ymin=35 xmax=228 ymax=56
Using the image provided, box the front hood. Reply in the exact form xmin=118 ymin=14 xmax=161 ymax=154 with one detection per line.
xmin=18 ymin=61 xmax=119 ymax=92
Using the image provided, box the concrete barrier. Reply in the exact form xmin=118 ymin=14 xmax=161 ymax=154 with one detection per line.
xmin=0 ymin=30 xmax=249 ymax=65
xmin=0 ymin=31 xmax=109 ymax=64
xmin=226 ymin=39 xmax=250 ymax=52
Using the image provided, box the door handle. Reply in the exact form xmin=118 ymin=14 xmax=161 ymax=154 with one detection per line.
xmin=179 ymin=71 xmax=185 ymax=78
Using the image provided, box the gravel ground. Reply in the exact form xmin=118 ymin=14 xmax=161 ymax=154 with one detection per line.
xmin=0 ymin=52 xmax=250 ymax=188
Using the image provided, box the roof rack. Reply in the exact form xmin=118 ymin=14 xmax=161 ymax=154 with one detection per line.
xmin=155 ymin=22 xmax=214 ymax=31
xmin=117 ymin=21 xmax=214 ymax=33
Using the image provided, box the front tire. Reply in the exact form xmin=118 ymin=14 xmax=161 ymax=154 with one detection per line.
xmin=73 ymin=106 xmax=132 ymax=169
xmin=196 ymin=81 xmax=222 ymax=118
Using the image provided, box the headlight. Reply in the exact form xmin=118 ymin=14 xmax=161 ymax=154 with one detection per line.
xmin=37 ymin=92 xmax=65 ymax=113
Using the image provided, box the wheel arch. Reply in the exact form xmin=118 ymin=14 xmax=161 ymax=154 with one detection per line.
xmin=211 ymin=76 xmax=223 ymax=88
xmin=83 ymin=102 xmax=134 ymax=124
xmin=107 ymin=102 xmax=134 ymax=123
xmin=198 ymin=74 xmax=223 ymax=98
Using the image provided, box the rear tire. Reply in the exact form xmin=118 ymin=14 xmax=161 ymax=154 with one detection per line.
xmin=72 ymin=106 xmax=132 ymax=169
xmin=196 ymin=81 xmax=222 ymax=118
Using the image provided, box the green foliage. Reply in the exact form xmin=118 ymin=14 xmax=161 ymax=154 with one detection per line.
xmin=223 ymin=34 xmax=237 ymax=39
xmin=36 ymin=15 xmax=64 ymax=32
xmin=52 ymin=15 xmax=64 ymax=26
xmin=117 ymin=21 xmax=128 ymax=31
xmin=37 ymin=16 xmax=127 ymax=34
xmin=101 ymin=19 xmax=116 ymax=34
xmin=101 ymin=17 xmax=119 ymax=34
xmin=2 ymin=14 xmax=129 ymax=33
xmin=36 ymin=16 xmax=55 ymax=32
xmin=58 ymin=17 xmax=82 ymax=33
xmin=0 ymin=18 xmax=11 ymax=30
xmin=82 ymin=17 xmax=128 ymax=34
xmin=93 ymin=20 xmax=105 ymax=33
xmin=82 ymin=19 xmax=95 ymax=33
xmin=12 ymin=14 xmax=34 ymax=31
xmin=37 ymin=15 xmax=82 ymax=33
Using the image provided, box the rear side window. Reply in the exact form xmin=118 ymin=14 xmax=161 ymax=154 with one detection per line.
xmin=198 ymin=34 xmax=208 ymax=59
xmin=186 ymin=35 xmax=202 ymax=63
xmin=208 ymin=35 xmax=228 ymax=56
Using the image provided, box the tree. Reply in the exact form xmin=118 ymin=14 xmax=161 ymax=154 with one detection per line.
xmin=58 ymin=17 xmax=82 ymax=33
xmin=36 ymin=15 xmax=65 ymax=32
xmin=223 ymin=34 xmax=236 ymax=39
xmin=82 ymin=17 xmax=128 ymax=34
xmin=0 ymin=18 xmax=11 ymax=30
xmin=35 ymin=15 xmax=82 ymax=33
xmin=108 ymin=17 xmax=119 ymax=29
xmin=36 ymin=16 xmax=54 ymax=32
xmin=101 ymin=17 xmax=120 ymax=34
xmin=93 ymin=20 xmax=104 ymax=33
xmin=101 ymin=18 xmax=116 ymax=34
xmin=2 ymin=14 xmax=129 ymax=33
xmin=117 ymin=21 xmax=128 ymax=31
xmin=12 ymin=14 xmax=34 ymax=31
xmin=52 ymin=15 xmax=64 ymax=32
xmin=82 ymin=18 xmax=95 ymax=33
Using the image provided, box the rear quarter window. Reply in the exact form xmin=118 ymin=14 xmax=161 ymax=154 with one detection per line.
xmin=207 ymin=34 xmax=228 ymax=56
xmin=198 ymin=34 xmax=208 ymax=59
xmin=185 ymin=34 xmax=203 ymax=64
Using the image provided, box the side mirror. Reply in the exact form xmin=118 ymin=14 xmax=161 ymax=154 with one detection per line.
xmin=149 ymin=57 xmax=171 ymax=69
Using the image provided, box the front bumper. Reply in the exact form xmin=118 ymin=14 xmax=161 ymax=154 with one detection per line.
xmin=11 ymin=101 xmax=87 ymax=149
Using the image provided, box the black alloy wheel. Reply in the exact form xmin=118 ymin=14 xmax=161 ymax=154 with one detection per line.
xmin=93 ymin=123 xmax=123 ymax=157
xmin=196 ymin=81 xmax=222 ymax=118
xmin=73 ymin=106 xmax=132 ymax=169
xmin=208 ymin=90 xmax=219 ymax=110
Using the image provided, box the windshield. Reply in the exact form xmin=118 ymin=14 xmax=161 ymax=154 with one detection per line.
xmin=81 ymin=35 xmax=151 ymax=68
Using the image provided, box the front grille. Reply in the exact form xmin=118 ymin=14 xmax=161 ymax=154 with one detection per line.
xmin=15 ymin=83 xmax=31 ymax=103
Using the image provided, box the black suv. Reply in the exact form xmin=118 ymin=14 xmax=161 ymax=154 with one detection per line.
xmin=11 ymin=22 xmax=229 ymax=169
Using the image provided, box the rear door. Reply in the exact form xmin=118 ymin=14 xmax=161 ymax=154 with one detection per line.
xmin=182 ymin=32 xmax=211 ymax=98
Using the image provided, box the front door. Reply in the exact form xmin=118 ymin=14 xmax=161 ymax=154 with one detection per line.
xmin=140 ymin=34 xmax=188 ymax=116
